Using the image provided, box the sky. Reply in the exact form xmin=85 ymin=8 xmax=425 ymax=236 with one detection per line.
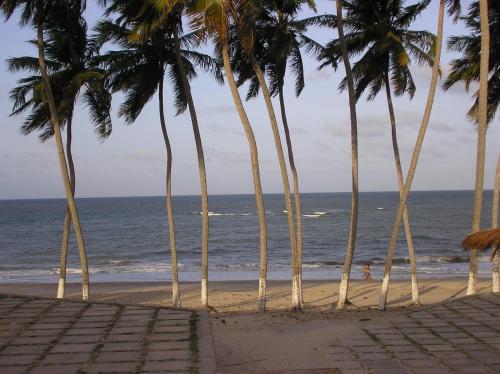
xmin=0 ymin=0 xmax=498 ymax=200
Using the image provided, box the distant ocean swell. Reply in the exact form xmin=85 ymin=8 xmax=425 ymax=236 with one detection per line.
xmin=0 ymin=191 xmax=495 ymax=282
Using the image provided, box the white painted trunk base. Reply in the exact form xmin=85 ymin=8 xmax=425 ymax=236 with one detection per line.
xmin=258 ymin=277 xmax=266 ymax=312
xmin=337 ymin=273 xmax=349 ymax=310
xmin=56 ymin=278 xmax=65 ymax=299
xmin=379 ymin=273 xmax=390 ymax=310
xmin=82 ymin=284 xmax=89 ymax=301
xmin=201 ymin=278 xmax=208 ymax=307
xmin=292 ymin=274 xmax=300 ymax=310
xmin=411 ymin=274 xmax=420 ymax=304
xmin=172 ymin=283 xmax=181 ymax=308
xmin=492 ymin=253 xmax=499 ymax=293
xmin=467 ymin=269 xmax=477 ymax=295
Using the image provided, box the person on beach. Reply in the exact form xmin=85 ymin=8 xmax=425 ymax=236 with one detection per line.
xmin=363 ymin=263 xmax=372 ymax=281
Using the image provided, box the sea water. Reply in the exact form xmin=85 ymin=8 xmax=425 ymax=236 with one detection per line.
xmin=0 ymin=191 xmax=495 ymax=283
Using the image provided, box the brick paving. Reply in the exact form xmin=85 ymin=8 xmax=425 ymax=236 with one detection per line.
xmin=0 ymin=294 xmax=215 ymax=374
xmin=327 ymin=293 xmax=500 ymax=373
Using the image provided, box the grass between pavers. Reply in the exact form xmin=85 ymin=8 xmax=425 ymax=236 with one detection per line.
xmin=189 ymin=312 xmax=199 ymax=374
xmin=133 ymin=308 xmax=159 ymax=374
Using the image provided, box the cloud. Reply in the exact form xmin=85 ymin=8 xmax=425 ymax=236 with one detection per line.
xmin=201 ymin=105 xmax=234 ymax=115
xmin=205 ymin=147 xmax=249 ymax=164
xmin=322 ymin=111 xmax=420 ymax=139
xmin=291 ymin=127 xmax=310 ymax=135
xmin=305 ymin=69 xmax=333 ymax=82
xmin=117 ymin=149 xmax=163 ymax=163
xmin=204 ymin=123 xmax=243 ymax=137
xmin=430 ymin=120 xmax=456 ymax=133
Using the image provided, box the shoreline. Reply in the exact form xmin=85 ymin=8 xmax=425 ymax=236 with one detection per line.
xmin=0 ymin=277 xmax=494 ymax=314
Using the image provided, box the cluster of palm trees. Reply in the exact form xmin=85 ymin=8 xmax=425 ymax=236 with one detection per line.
xmin=1 ymin=0 xmax=497 ymax=312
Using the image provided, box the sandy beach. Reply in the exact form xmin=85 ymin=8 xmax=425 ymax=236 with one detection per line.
xmin=0 ymin=278 xmax=496 ymax=372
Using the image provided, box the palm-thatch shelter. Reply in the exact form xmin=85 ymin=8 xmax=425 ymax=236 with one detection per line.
xmin=462 ymin=228 xmax=500 ymax=260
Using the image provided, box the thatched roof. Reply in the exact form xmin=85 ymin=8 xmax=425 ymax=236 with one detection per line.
xmin=462 ymin=228 xmax=500 ymax=260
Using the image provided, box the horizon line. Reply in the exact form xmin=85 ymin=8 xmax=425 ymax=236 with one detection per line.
xmin=0 ymin=188 xmax=493 ymax=201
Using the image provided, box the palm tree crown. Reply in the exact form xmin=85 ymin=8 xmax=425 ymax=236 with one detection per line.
xmin=8 ymin=12 xmax=112 ymax=141
xmin=319 ymin=0 xmax=436 ymax=101
xmin=94 ymin=14 xmax=221 ymax=123
xmin=444 ymin=0 xmax=499 ymax=124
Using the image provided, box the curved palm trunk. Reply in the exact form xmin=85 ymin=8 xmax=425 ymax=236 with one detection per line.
xmin=278 ymin=87 xmax=304 ymax=305
xmin=159 ymin=76 xmax=181 ymax=307
xmin=379 ymin=0 xmax=445 ymax=310
xmin=493 ymin=156 xmax=500 ymax=292
xmin=37 ymin=24 xmax=89 ymax=301
xmin=467 ymin=0 xmax=490 ymax=296
xmin=221 ymin=42 xmax=268 ymax=312
xmin=173 ymin=33 xmax=209 ymax=307
xmin=336 ymin=0 xmax=360 ymax=310
xmin=384 ymin=75 xmax=420 ymax=304
xmin=249 ymin=55 xmax=300 ymax=311
xmin=56 ymin=114 xmax=76 ymax=299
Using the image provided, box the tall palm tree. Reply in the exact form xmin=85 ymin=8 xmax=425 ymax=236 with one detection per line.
xmin=333 ymin=0 xmax=359 ymax=310
xmin=101 ymin=0 xmax=216 ymax=306
xmin=188 ymin=0 xmax=269 ymax=312
xmin=8 ymin=9 xmax=111 ymax=300
xmin=493 ymin=156 xmax=500 ymax=292
xmin=319 ymin=0 xmax=436 ymax=306
xmin=231 ymin=0 xmax=302 ymax=309
xmin=443 ymin=0 xmax=498 ymax=294
xmin=468 ymin=0 xmax=491 ymax=295
xmin=95 ymin=15 xmax=220 ymax=307
xmin=378 ymin=0 xmax=461 ymax=310
xmin=1 ymin=0 xmax=91 ymax=300
xmin=231 ymin=0 xmax=332 ymax=304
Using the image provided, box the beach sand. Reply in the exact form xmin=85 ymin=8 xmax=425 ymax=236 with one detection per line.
xmin=0 ymin=278 xmax=495 ymax=372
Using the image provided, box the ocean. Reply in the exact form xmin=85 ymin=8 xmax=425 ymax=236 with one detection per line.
xmin=0 ymin=191 xmax=495 ymax=283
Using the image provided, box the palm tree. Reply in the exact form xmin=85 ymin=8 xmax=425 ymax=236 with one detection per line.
xmin=469 ymin=0 xmax=491 ymax=295
xmin=95 ymin=14 xmax=220 ymax=307
xmin=378 ymin=0 xmax=461 ymax=310
xmin=333 ymin=0 xmax=359 ymax=310
xmin=231 ymin=0 xmax=333 ymax=305
xmin=188 ymin=0 xmax=269 ymax=312
xmin=8 ymin=9 xmax=112 ymax=300
xmin=1 ymin=0 xmax=91 ymax=300
xmin=443 ymin=0 xmax=497 ymax=294
xmin=493 ymin=156 xmax=500 ymax=292
xmin=101 ymin=0 xmax=216 ymax=306
xmin=230 ymin=0 xmax=303 ymax=310
xmin=319 ymin=0 xmax=437 ymax=306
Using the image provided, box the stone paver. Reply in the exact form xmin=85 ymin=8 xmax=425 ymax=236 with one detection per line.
xmin=0 ymin=294 xmax=215 ymax=374
xmin=328 ymin=293 xmax=500 ymax=373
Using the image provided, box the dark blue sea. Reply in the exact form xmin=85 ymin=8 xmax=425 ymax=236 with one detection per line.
xmin=0 ymin=191 xmax=495 ymax=283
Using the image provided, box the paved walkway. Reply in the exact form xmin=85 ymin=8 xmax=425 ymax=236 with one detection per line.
xmin=326 ymin=293 xmax=500 ymax=373
xmin=0 ymin=294 xmax=215 ymax=374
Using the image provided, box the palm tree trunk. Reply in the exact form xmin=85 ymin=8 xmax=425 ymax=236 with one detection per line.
xmin=383 ymin=74 xmax=420 ymax=305
xmin=379 ymin=0 xmax=445 ymax=310
xmin=37 ymin=24 xmax=89 ymax=301
xmin=249 ymin=55 xmax=300 ymax=311
xmin=278 ymin=87 xmax=304 ymax=305
xmin=336 ymin=0 xmax=359 ymax=310
xmin=467 ymin=0 xmax=490 ymax=296
xmin=56 ymin=114 xmax=76 ymax=299
xmin=159 ymin=75 xmax=181 ymax=307
xmin=173 ymin=32 xmax=209 ymax=307
xmin=221 ymin=42 xmax=268 ymax=312
xmin=491 ymin=156 xmax=499 ymax=292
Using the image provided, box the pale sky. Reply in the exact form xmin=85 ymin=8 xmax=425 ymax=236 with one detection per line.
xmin=0 ymin=0 xmax=498 ymax=200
